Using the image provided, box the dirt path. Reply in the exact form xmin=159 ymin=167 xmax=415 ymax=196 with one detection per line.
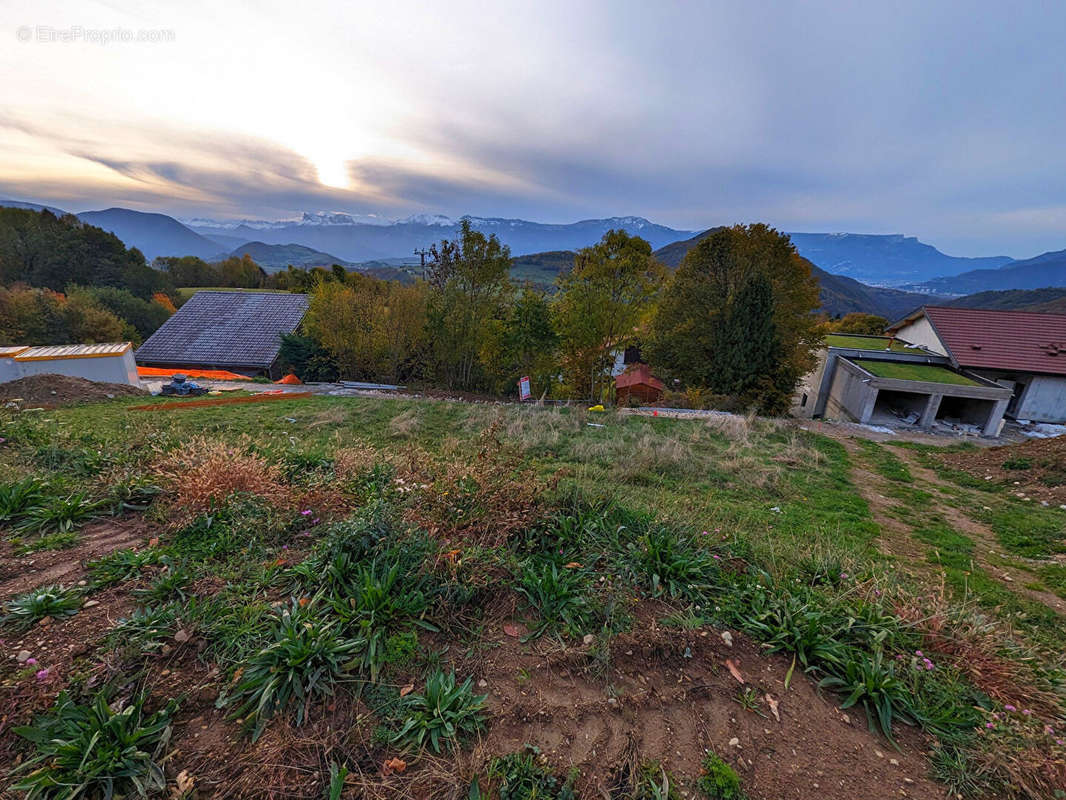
xmin=824 ymin=430 xmax=1066 ymax=618
xmin=889 ymin=447 xmax=1066 ymax=615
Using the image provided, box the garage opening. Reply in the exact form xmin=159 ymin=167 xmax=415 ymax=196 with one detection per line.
xmin=935 ymin=395 xmax=995 ymax=430
xmin=870 ymin=389 xmax=930 ymax=426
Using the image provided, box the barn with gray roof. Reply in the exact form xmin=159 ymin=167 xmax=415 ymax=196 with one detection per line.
xmin=134 ymin=291 xmax=309 ymax=378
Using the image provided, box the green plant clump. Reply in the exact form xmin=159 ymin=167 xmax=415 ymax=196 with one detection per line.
xmin=2 ymin=584 xmax=83 ymax=630
xmin=486 ymin=750 xmax=579 ymax=800
xmin=697 ymin=751 xmax=745 ymax=800
xmin=390 ymin=669 xmax=487 ymax=754
xmin=11 ymin=690 xmax=178 ymax=800
xmin=224 ymin=601 xmax=362 ymax=741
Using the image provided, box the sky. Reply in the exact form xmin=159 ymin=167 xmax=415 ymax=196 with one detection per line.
xmin=1 ymin=0 xmax=1065 ymax=257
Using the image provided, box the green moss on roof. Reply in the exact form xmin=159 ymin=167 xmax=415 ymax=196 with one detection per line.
xmin=825 ymin=334 xmax=914 ymax=352
xmin=857 ymin=361 xmax=980 ymax=386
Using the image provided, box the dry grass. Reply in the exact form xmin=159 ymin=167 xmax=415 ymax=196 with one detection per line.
xmin=704 ymin=410 xmax=756 ymax=444
xmin=152 ymin=435 xmax=288 ymax=516
xmin=332 ymin=440 xmax=382 ymax=481
xmin=388 ymin=408 xmax=423 ymax=439
xmin=894 ymin=583 xmax=1061 ymax=718
xmin=405 ymin=423 xmax=545 ymax=547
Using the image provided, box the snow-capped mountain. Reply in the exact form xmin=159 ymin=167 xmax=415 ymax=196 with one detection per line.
xmin=182 ymin=212 xmax=695 ymax=262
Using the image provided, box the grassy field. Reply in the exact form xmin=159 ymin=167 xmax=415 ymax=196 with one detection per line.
xmin=0 ymin=395 xmax=1062 ymax=799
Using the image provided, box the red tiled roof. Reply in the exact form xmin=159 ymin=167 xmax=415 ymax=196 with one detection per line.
xmin=615 ymin=363 xmax=665 ymax=390
xmin=904 ymin=306 xmax=1066 ymax=376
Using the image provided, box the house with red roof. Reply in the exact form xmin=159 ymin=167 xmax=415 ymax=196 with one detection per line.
xmin=886 ymin=306 xmax=1066 ymax=423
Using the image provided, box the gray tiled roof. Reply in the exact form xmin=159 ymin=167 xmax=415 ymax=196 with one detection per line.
xmin=135 ymin=291 xmax=309 ymax=369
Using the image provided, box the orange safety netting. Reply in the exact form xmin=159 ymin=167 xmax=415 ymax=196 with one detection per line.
xmin=137 ymin=367 xmax=250 ymax=381
xmin=275 ymin=373 xmax=303 ymax=385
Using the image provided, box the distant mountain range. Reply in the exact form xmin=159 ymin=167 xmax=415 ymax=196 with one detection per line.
xmin=785 ymin=232 xmax=1013 ymax=285
xmin=912 ymin=248 xmax=1066 ymax=294
xmin=5 ymin=197 xmax=1066 ymax=316
xmin=187 ymin=214 xmax=695 ymax=262
xmin=77 ymin=208 xmax=222 ymax=261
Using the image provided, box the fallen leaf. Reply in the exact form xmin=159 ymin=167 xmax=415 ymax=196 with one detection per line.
xmin=725 ymin=658 xmax=745 ymax=684
xmin=503 ymin=622 xmax=528 ymax=638
xmin=299 ymin=596 xmax=310 ymax=607
xmin=170 ymin=769 xmax=195 ymax=799
xmin=148 ymin=537 xmax=160 ymax=548
xmin=230 ymin=666 xmax=244 ymax=685
xmin=399 ymin=683 xmax=415 ymax=697
xmin=382 ymin=757 xmax=407 ymax=776
xmin=564 ymin=561 xmax=583 ymax=569
xmin=765 ymin=693 xmax=780 ymax=722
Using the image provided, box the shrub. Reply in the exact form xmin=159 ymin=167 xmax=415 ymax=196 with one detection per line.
xmin=224 ymin=602 xmax=361 ymax=741
xmin=390 ymin=669 xmax=487 ymax=753
xmin=696 ymin=752 xmax=745 ymax=800
xmin=1002 ymin=458 xmax=1031 ymax=471
xmin=11 ymin=690 xmax=178 ymax=800
xmin=2 ymin=584 xmax=82 ymax=630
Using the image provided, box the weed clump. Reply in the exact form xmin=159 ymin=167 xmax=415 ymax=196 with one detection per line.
xmin=153 ymin=435 xmax=287 ymax=515
xmin=390 ymin=669 xmax=486 ymax=754
xmin=224 ymin=601 xmax=362 ymax=741
xmin=2 ymin=584 xmax=83 ymax=630
xmin=11 ymin=690 xmax=178 ymax=800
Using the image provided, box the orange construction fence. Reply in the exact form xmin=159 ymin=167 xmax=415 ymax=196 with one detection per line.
xmin=138 ymin=366 xmax=251 ymax=381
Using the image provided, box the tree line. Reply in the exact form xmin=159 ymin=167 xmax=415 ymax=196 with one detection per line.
xmin=284 ymin=221 xmax=823 ymax=413
xmin=0 ymin=207 xmax=829 ymax=412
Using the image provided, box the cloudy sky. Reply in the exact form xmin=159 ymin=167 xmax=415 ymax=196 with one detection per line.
xmin=1 ymin=0 xmax=1064 ymax=256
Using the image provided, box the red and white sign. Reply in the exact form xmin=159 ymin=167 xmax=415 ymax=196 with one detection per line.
xmin=519 ymin=375 xmax=531 ymax=401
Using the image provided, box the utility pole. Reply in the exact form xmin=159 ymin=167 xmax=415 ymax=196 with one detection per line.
xmin=413 ymin=248 xmax=429 ymax=281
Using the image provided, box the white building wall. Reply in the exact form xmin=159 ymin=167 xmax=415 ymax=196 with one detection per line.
xmin=892 ymin=317 xmax=947 ymax=356
xmin=12 ymin=353 xmax=142 ymax=386
xmin=1015 ymin=374 xmax=1066 ymax=423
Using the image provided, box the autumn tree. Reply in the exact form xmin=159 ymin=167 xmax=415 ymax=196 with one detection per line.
xmin=646 ymin=224 xmax=821 ymax=413
xmin=553 ymin=230 xmax=664 ymax=401
xmin=425 ymin=219 xmax=514 ymax=390
xmin=304 ymin=275 xmax=428 ymax=383
xmin=497 ymin=286 xmax=558 ymax=396
xmin=832 ymin=312 xmax=888 ymax=335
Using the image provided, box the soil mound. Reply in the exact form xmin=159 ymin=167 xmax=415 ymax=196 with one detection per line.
xmin=937 ymin=435 xmax=1066 ymax=505
xmin=0 ymin=373 xmax=146 ymax=407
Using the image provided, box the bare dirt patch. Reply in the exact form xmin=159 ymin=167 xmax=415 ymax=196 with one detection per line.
xmin=0 ymin=373 xmax=146 ymax=408
xmin=0 ymin=517 xmax=149 ymax=598
xmin=471 ymin=609 xmax=946 ymax=800
xmin=937 ymin=436 xmax=1066 ymax=506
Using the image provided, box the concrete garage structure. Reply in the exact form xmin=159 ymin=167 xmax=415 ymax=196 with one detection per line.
xmin=0 ymin=343 xmax=141 ymax=386
xmin=887 ymin=306 xmax=1066 ymax=424
xmin=825 ymin=357 xmax=1011 ymax=436
xmin=795 ymin=333 xmax=1012 ymax=436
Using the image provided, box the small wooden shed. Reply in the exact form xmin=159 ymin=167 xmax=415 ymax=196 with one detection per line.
xmin=615 ymin=363 xmax=665 ymax=405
